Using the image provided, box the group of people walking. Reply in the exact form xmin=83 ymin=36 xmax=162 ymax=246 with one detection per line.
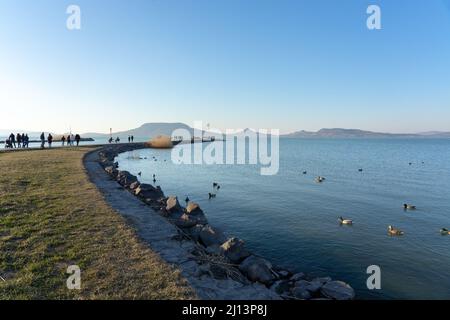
xmin=59 ymin=133 xmax=81 ymax=147
xmin=4 ymin=132 xmax=82 ymax=149
xmin=4 ymin=133 xmax=30 ymax=148
xmin=39 ymin=133 xmax=82 ymax=148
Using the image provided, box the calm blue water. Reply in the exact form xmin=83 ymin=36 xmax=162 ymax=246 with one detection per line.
xmin=117 ymin=139 xmax=450 ymax=299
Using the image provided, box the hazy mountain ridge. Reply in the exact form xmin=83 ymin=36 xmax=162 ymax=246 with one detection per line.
xmin=83 ymin=122 xmax=194 ymax=138
xmin=282 ymin=128 xmax=450 ymax=139
xmin=83 ymin=122 xmax=221 ymax=139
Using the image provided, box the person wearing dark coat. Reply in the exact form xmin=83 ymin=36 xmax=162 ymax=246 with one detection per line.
xmin=9 ymin=133 xmax=16 ymax=148
xmin=40 ymin=132 xmax=45 ymax=148
xmin=47 ymin=133 xmax=53 ymax=148
xmin=75 ymin=134 xmax=81 ymax=146
xmin=16 ymin=133 xmax=22 ymax=148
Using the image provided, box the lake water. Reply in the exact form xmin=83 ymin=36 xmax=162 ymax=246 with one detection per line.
xmin=116 ymin=138 xmax=450 ymax=299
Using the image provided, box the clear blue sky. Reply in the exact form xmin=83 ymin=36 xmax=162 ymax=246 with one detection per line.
xmin=1 ymin=0 xmax=450 ymax=134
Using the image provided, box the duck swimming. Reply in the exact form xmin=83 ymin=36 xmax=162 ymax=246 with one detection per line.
xmin=358 ymin=168 xmax=363 ymax=172
xmin=403 ymin=204 xmax=416 ymax=210
xmin=315 ymin=176 xmax=326 ymax=183
xmin=138 ymin=172 xmax=142 ymax=176
xmin=388 ymin=225 xmax=404 ymax=236
xmin=185 ymin=196 xmax=190 ymax=203
xmin=208 ymin=193 xmax=216 ymax=199
xmin=440 ymin=228 xmax=450 ymax=235
xmin=338 ymin=217 xmax=353 ymax=225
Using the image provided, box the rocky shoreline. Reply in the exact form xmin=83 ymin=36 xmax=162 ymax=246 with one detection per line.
xmin=86 ymin=143 xmax=355 ymax=300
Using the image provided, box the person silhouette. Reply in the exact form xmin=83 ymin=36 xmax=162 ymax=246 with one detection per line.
xmin=40 ymin=132 xmax=45 ymax=149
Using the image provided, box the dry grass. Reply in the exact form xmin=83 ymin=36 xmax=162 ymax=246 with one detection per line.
xmin=0 ymin=147 xmax=196 ymax=300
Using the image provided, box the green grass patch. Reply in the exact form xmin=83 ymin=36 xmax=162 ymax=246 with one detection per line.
xmin=0 ymin=147 xmax=195 ymax=299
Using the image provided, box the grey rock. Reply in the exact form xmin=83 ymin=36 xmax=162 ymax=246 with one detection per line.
xmin=199 ymin=225 xmax=227 ymax=247
xmin=129 ymin=181 xmax=140 ymax=190
xmin=320 ymin=281 xmax=355 ymax=300
xmin=173 ymin=213 xmax=199 ymax=228
xmin=104 ymin=166 xmax=117 ymax=177
xmin=186 ymin=202 xmax=203 ymax=215
xmin=117 ymin=171 xmax=138 ymax=187
xmin=270 ymin=280 xmax=291 ymax=295
xmin=294 ymin=279 xmax=309 ymax=288
xmin=292 ymin=286 xmax=311 ymax=300
xmin=166 ymin=196 xmax=182 ymax=212
xmin=290 ymin=272 xmax=306 ymax=282
xmin=277 ymin=270 xmax=291 ymax=278
xmin=294 ymin=279 xmax=322 ymax=294
xmin=135 ymin=183 xmax=164 ymax=200
xmin=220 ymin=237 xmax=251 ymax=264
xmin=239 ymin=255 xmax=275 ymax=285
xmin=305 ymin=279 xmax=323 ymax=293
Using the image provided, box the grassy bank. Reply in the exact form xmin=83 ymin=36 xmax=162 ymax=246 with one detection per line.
xmin=0 ymin=147 xmax=195 ymax=299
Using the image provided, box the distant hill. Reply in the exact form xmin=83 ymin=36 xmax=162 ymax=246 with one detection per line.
xmin=83 ymin=122 xmax=224 ymax=140
xmin=282 ymin=128 xmax=450 ymax=139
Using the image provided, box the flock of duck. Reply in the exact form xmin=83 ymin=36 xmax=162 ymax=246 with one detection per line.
xmin=136 ymin=155 xmax=449 ymax=237
xmin=307 ymin=166 xmax=450 ymax=237
xmin=186 ymin=182 xmax=221 ymax=202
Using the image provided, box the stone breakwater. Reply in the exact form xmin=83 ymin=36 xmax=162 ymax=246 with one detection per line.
xmin=87 ymin=143 xmax=355 ymax=300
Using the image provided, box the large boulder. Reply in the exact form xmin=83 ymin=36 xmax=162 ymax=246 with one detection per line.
xmin=290 ymin=272 xmax=306 ymax=282
xmin=117 ymin=171 xmax=138 ymax=188
xmin=135 ymin=184 xmax=164 ymax=200
xmin=104 ymin=166 xmax=118 ymax=177
xmin=292 ymin=286 xmax=311 ymax=300
xmin=129 ymin=181 xmax=140 ymax=190
xmin=172 ymin=202 xmax=207 ymax=228
xmin=186 ymin=202 xmax=203 ymax=215
xmin=199 ymin=225 xmax=227 ymax=247
xmin=220 ymin=237 xmax=251 ymax=264
xmin=174 ymin=213 xmax=207 ymax=228
xmin=166 ymin=196 xmax=182 ymax=213
xmin=239 ymin=255 xmax=275 ymax=285
xmin=293 ymin=279 xmax=322 ymax=294
xmin=320 ymin=281 xmax=355 ymax=300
